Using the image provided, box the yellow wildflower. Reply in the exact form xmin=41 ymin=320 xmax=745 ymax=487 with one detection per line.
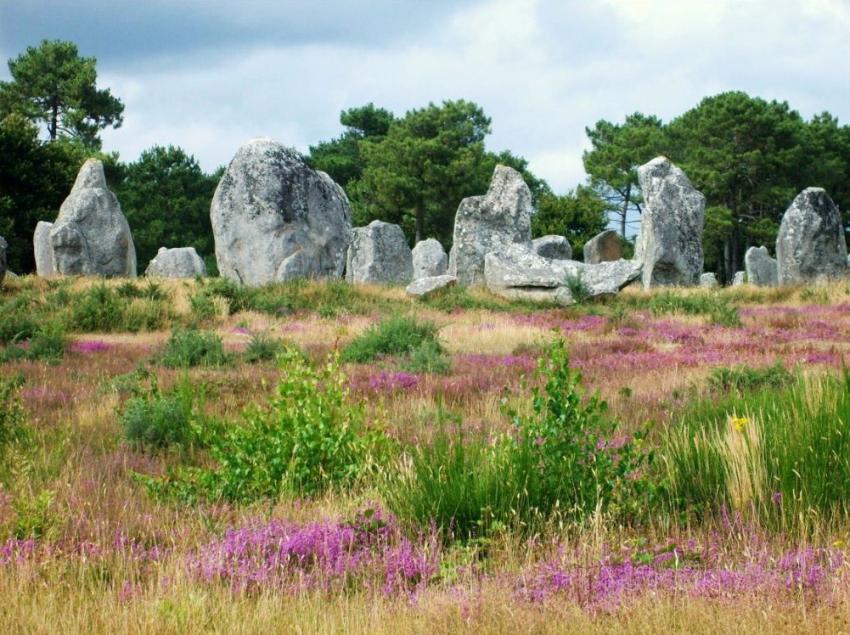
xmin=834 ymin=539 xmax=846 ymax=549
xmin=730 ymin=416 xmax=749 ymax=432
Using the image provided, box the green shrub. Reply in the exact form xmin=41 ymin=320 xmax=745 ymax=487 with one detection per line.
xmin=402 ymin=340 xmax=451 ymax=375
xmin=1 ymin=323 xmax=67 ymax=364
xmin=0 ymin=374 xmax=28 ymax=448
xmin=12 ymin=489 xmax=55 ymax=539
xmin=385 ymin=339 xmax=654 ymax=541
xmin=664 ymin=370 xmax=850 ymax=529
xmin=564 ymin=272 xmax=591 ymax=304
xmin=0 ymin=297 xmax=38 ymax=344
xmin=67 ymin=283 xmax=125 ymax=331
xmin=341 ymin=314 xmax=442 ymax=363
xmin=120 ymin=373 xmax=198 ymax=449
xmin=188 ymin=290 xmax=219 ymax=322
xmin=160 ymin=328 xmax=228 ymax=368
xmin=148 ymin=347 xmax=371 ymax=502
xmin=708 ymin=361 xmax=793 ymax=394
xmin=243 ymin=331 xmax=283 ymax=363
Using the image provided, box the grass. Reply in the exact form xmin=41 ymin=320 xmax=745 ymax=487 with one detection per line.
xmin=341 ymin=314 xmax=444 ymax=363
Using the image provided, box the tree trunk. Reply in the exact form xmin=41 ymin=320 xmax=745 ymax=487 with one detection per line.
xmin=620 ymin=183 xmax=631 ymax=238
xmin=50 ymin=98 xmax=58 ymax=141
xmin=414 ymin=200 xmax=424 ymax=244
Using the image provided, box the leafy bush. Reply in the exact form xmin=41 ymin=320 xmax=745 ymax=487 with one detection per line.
xmin=385 ymin=339 xmax=654 ymax=541
xmin=564 ymin=272 xmax=591 ymax=304
xmin=147 ymin=347 xmax=372 ymax=502
xmin=664 ymin=370 xmax=850 ymax=529
xmin=1 ymin=322 xmax=67 ymax=363
xmin=341 ymin=314 xmax=442 ymax=363
xmin=120 ymin=373 xmax=198 ymax=449
xmin=401 ymin=340 xmax=451 ymax=375
xmin=0 ymin=374 xmax=28 ymax=448
xmin=708 ymin=362 xmax=793 ymax=394
xmin=244 ymin=331 xmax=283 ymax=363
xmin=0 ymin=297 xmax=37 ymax=344
xmin=66 ymin=283 xmax=170 ymax=332
xmin=160 ymin=328 xmax=228 ymax=368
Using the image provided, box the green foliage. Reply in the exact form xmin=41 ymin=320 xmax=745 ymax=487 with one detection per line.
xmin=65 ymin=283 xmax=171 ymax=333
xmin=664 ymin=371 xmax=850 ymax=529
xmin=160 ymin=328 xmax=228 ymax=368
xmin=12 ymin=489 xmax=55 ymax=539
xmin=243 ymin=331 xmax=284 ymax=364
xmin=0 ymin=39 xmax=123 ymax=146
xmin=531 ymin=185 xmax=608 ymax=255
xmin=626 ymin=290 xmax=741 ymax=326
xmin=0 ymin=295 xmax=38 ymax=343
xmin=0 ymin=374 xmax=28 ymax=448
xmin=708 ymin=362 xmax=793 ymax=394
xmin=385 ymin=339 xmax=654 ymax=541
xmin=120 ymin=373 xmax=201 ymax=450
xmin=401 ymin=339 xmax=451 ymax=375
xmin=563 ymin=271 xmax=591 ymax=304
xmin=113 ymin=145 xmax=220 ymax=269
xmin=150 ymin=348 xmax=371 ymax=502
xmin=1 ymin=322 xmax=67 ymax=363
xmin=341 ymin=314 xmax=442 ymax=363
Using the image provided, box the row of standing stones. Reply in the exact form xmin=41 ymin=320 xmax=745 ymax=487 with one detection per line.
xmin=11 ymin=138 xmax=849 ymax=304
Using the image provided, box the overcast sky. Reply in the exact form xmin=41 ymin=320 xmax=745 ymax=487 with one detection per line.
xmin=2 ymin=0 xmax=849 ymax=192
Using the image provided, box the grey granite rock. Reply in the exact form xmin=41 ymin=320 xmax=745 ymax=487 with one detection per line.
xmin=532 ymin=235 xmax=572 ymax=260
xmin=33 ymin=221 xmax=56 ymax=277
xmin=411 ymin=238 xmax=448 ymax=280
xmin=732 ymin=271 xmax=746 ymax=286
xmin=483 ymin=243 xmax=641 ymax=306
xmin=145 ymin=247 xmax=207 ymax=278
xmin=50 ymin=159 xmax=137 ymax=277
xmin=211 ymin=138 xmax=352 ymax=286
xmin=700 ymin=272 xmax=719 ymax=288
xmin=448 ymin=165 xmax=532 ymax=286
xmin=405 ymin=274 xmax=457 ymax=298
xmin=776 ymin=188 xmax=848 ymax=284
xmin=583 ymin=229 xmax=622 ymax=264
xmin=634 ymin=157 xmax=705 ymax=289
xmin=346 ymin=220 xmax=413 ymax=284
xmin=744 ymin=246 xmax=777 ymax=286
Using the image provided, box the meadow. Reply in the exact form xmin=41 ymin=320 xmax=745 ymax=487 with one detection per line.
xmin=2 ymin=275 xmax=850 ymax=633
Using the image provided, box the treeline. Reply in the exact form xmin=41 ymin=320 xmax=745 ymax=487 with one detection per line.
xmin=1 ymin=40 xmax=848 ymax=280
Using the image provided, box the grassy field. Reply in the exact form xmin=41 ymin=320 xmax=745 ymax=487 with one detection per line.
xmin=2 ymin=275 xmax=850 ymax=633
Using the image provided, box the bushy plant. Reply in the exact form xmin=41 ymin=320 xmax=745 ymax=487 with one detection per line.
xmin=0 ymin=296 xmax=37 ymax=344
xmin=564 ymin=272 xmax=591 ymax=304
xmin=67 ymin=283 xmax=125 ymax=331
xmin=243 ymin=330 xmax=284 ymax=363
xmin=1 ymin=322 xmax=67 ymax=363
xmin=401 ymin=339 xmax=451 ymax=375
xmin=0 ymin=374 xmax=28 ymax=448
xmin=341 ymin=314 xmax=442 ymax=363
xmin=148 ymin=347 xmax=373 ymax=502
xmin=160 ymin=328 xmax=228 ymax=368
xmin=708 ymin=361 xmax=793 ymax=394
xmin=65 ymin=283 xmax=171 ymax=332
xmin=120 ymin=373 xmax=198 ymax=449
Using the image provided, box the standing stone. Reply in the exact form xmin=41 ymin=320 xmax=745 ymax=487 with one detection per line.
xmin=50 ymin=159 xmax=136 ymax=277
xmin=346 ymin=220 xmax=413 ymax=285
xmin=211 ymin=138 xmax=352 ymax=286
xmin=583 ymin=229 xmax=622 ymax=264
xmin=33 ymin=221 xmax=56 ymax=277
xmin=700 ymin=272 xmax=719 ymax=288
xmin=732 ymin=271 xmax=746 ymax=286
xmin=634 ymin=157 xmax=705 ymax=289
xmin=0 ymin=235 xmax=7 ymax=286
xmin=776 ymin=188 xmax=848 ymax=284
xmin=411 ymin=238 xmax=448 ymax=280
xmin=532 ymin=235 xmax=572 ymax=260
xmin=744 ymin=246 xmax=778 ymax=286
xmin=145 ymin=247 xmax=207 ymax=278
xmin=448 ymin=165 xmax=532 ymax=286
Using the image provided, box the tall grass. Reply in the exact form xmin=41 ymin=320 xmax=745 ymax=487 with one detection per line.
xmin=665 ymin=370 xmax=850 ymax=529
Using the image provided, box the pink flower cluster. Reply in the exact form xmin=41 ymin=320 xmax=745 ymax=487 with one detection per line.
xmin=69 ymin=340 xmax=111 ymax=354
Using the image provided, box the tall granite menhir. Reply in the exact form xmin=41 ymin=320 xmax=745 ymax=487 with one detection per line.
xmin=211 ymin=138 xmax=352 ymax=286
xmin=634 ymin=157 xmax=705 ymax=289
xmin=49 ymin=159 xmax=137 ymax=277
xmin=449 ymin=165 xmax=532 ymax=286
xmin=776 ymin=188 xmax=848 ymax=284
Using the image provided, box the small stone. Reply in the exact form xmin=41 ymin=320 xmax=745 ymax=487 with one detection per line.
xmin=700 ymin=272 xmax=719 ymax=288
xmin=532 ymin=235 xmax=572 ymax=260
xmin=732 ymin=271 xmax=746 ymax=286
xmin=33 ymin=221 xmax=56 ymax=276
xmin=583 ymin=229 xmax=622 ymax=264
xmin=346 ymin=220 xmax=413 ymax=285
xmin=411 ymin=238 xmax=448 ymax=280
xmin=145 ymin=247 xmax=207 ymax=278
xmin=744 ymin=246 xmax=777 ymax=286
xmin=405 ymin=275 xmax=457 ymax=298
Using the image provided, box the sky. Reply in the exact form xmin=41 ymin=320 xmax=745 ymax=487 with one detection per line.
xmin=1 ymin=0 xmax=849 ymax=193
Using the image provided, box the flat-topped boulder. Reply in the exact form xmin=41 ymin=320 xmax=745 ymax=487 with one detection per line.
xmin=776 ymin=188 xmax=848 ymax=284
xmin=412 ymin=238 xmax=448 ymax=280
xmin=346 ymin=220 xmax=413 ymax=285
xmin=50 ymin=159 xmax=137 ymax=277
xmin=448 ymin=165 xmax=532 ymax=286
xmin=744 ymin=246 xmax=777 ymax=286
xmin=33 ymin=221 xmax=56 ymax=277
xmin=583 ymin=229 xmax=622 ymax=264
xmin=211 ymin=138 xmax=352 ymax=286
xmin=532 ymin=235 xmax=572 ymax=260
xmin=634 ymin=157 xmax=705 ymax=289
xmin=406 ymin=274 xmax=457 ymax=298
xmin=484 ymin=243 xmax=642 ymax=306
xmin=145 ymin=247 xmax=207 ymax=278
